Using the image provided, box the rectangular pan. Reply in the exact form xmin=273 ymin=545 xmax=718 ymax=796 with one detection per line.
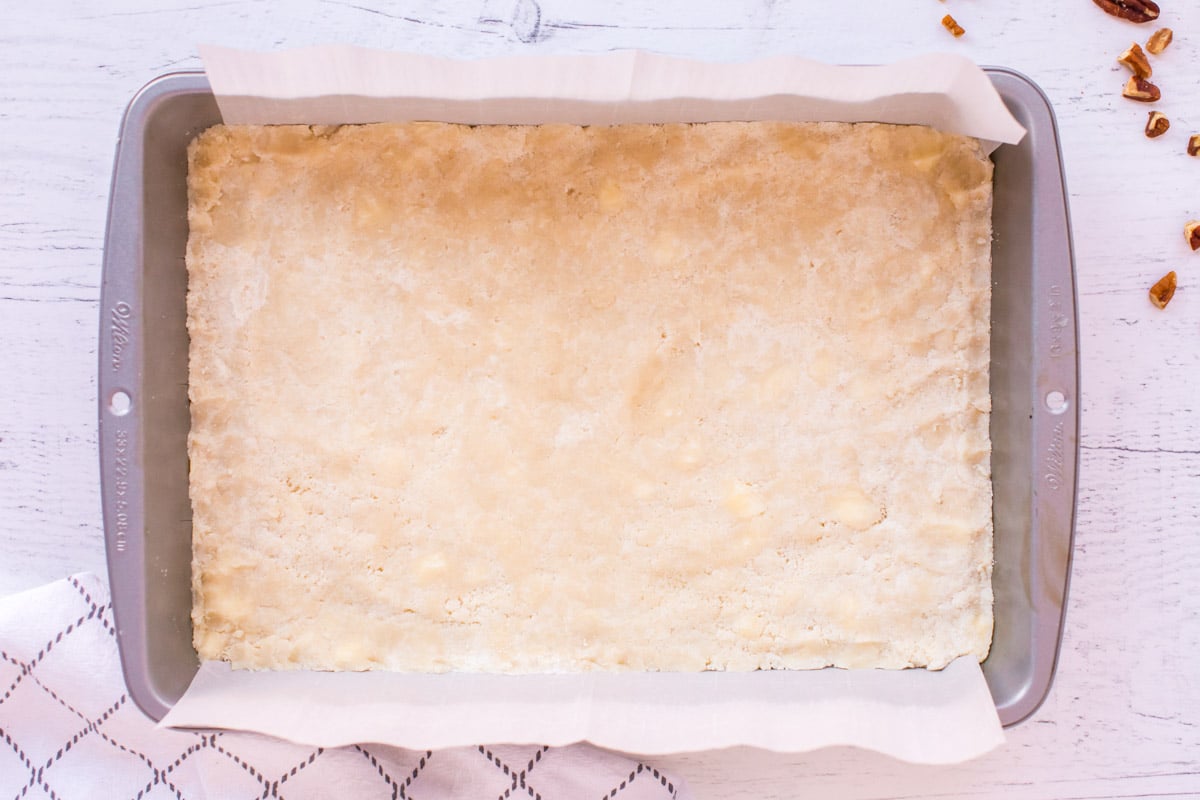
xmin=99 ymin=68 xmax=1078 ymax=726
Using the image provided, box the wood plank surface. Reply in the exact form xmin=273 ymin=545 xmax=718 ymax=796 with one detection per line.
xmin=2 ymin=1 xmax=1198 ymax=796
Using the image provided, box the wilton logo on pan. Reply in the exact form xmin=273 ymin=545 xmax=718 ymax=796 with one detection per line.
xmin=110 ymin=302 xmax=132 ymax=372
xmin=1044 ymin=420 xmax=1066 ymax=491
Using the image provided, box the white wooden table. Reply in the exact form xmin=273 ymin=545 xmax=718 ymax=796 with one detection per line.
xmin=3 ymin=1 xmax=1198 ymax=797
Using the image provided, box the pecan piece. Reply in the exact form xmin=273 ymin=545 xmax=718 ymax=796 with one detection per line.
xmin=1189 ymin=135 xmax=1200 ymax=156
xmin=1118 ymin=42 xmax=1152 ymax=78
xmin=1146 ymin=27 xmax=1173 ymax=54
xmin=1185 ymin=221 xmax=1200 ymax=251
xmin=1145 ymin=111 xmax=1170 ymax=137
xmin=1149 ymin=271 xmax=1177 ymax=309
xmin=1123 ymin=75 xmax=1161 ymax=101
xmin=941 ymin=14 xmax=965 ymax=37
xmin=1093 ymin=0 xmax=1160 ymax=23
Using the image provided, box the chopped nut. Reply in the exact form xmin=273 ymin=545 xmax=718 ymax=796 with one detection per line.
xmin=1186 ymin=221 xmax=1200 ymax=251
xmin=1145 ymin=111 xmax=1170 ymax=137
xmin=1123 ymin=75 xmax=1162 ymax=101
xmin=1189 ymin=135 xmax=1200 ymax=156
xmin=1149 ymin=271 xmax=1177 ymax=309
xmin=1093 ymin=0 xmax=1160 ymax=23
xmin=1118 ymin=42 xmax=1152 ymax=78
xmin=1146 ymin=27 xmax=1173 ymax=54
xmin=941 ymin=14 xmax=965 ymax=37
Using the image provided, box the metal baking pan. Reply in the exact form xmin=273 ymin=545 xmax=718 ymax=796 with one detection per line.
xmin=99 ymin=68 xmax=1079 ymax=726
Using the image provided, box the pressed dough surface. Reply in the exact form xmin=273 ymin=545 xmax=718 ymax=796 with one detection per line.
xmin=186 ymin=120 xmax=994 ymax=672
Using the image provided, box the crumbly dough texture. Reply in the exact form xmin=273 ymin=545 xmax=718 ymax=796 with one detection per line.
xmin=187 ymin=120 xmax=994 ymax=672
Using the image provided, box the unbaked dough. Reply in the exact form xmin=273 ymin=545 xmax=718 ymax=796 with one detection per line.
xmin=186 ymin=121 xmax=994 ymax=672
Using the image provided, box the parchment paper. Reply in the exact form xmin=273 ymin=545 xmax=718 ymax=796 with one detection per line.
xmin=199 ymin=45 xmax=1025 ymax=151
xmin=164 ymin=657 xmax=1001 ymax=764
xmin=162 ymin=46 xmax=1021 ymax=764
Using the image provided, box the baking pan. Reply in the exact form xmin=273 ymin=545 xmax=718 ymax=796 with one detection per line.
xmin=99 ymin=68 xmax=1079 ymax=726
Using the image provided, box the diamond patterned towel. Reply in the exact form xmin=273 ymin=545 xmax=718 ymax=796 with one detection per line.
xmin=0 ymin=574 xmax=690 ymax=799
